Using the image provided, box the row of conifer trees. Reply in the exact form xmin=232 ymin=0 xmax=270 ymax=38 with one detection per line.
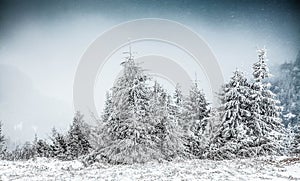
xmin=0 ymin=113 xmax=91 ymax=161
xmin=85 ymin=48 xmax=299 ymax=164
xmin=0 ymin=48 xmax=299 ymax=164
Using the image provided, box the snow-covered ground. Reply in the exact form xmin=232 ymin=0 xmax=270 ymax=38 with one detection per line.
xmin=0 ymin=156 xmax=299 ymax=180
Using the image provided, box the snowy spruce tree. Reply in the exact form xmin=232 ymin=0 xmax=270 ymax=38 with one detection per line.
xmin=101 ymin=91 xmax=113 ymax=122
xmin=10 ymin=146 xmax=23 ymax=161
xmin=181 ymin=81 xmax=210 ymax=158
xmin=99 ymin=50 xmax=161 ymax=164
xmin=36 ymin=139 xmax=51 ymax=158
xmin=50 ymin=128 xmax=68 ymax=160
xmin=66 ymin=112 xmax=91 ymax=160
xmin=150 ymin=81 xmax=185 ymax=160
xmin=291 ymin=123 xmax=300 ymax=154
xmin=172 ymin=84 xmax=184 ymax=127
xmin=204 ymin=108 xmax=223 ymax=139
xmin=208 ymin=49 xmax=284 ymax=160
xmin=90 ymin=91 xmax=112 ymax=147
xmin=207 ymin=70 xmax=252 ymax=159
xmin=0 ymin=121 xmax=6 ymax=159
xmin=20 ymin=141 xmax=35 ymax=160
xmin=86 ymin=121 xmax=108 ymax=164
xmin=283 ymin=123 xmax=296 ymax=155
xmin=248 ymin=48 xmax=284 ymax=156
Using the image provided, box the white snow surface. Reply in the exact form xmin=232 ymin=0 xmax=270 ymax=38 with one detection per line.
xmin=0 ymin=156 xmax=300 ymax=180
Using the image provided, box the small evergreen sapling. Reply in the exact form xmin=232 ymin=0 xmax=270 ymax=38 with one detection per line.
xmin=36 ymin=139 xmax=51 ymax=158
xmin=0 ymin=121 xmax=6 ymax=159
xmin=66 ymin=112 xmax=91 ymax=160
xmin=50 ymin=128 xmax=68 ymax=160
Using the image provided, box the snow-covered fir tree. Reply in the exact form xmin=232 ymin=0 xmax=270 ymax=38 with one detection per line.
xmin=204 ymin=108 xmax=222 ymax=138
xmin=283 ymin=123 xmax=296 ymax=155
xmin=181 ymin=81 xmax=210 ymax=158
xmin=86 ymin=121 xmax=107 ymax=165
xmin=150 ymin=81 xmax=185 ymax=160
xmin=172 ymin=84 xmax=184 ymax=126
xmin=50 ymin=128 xmax=68 ymax=160
xmin=101 ymin=91 xmax=113 ymax=122
xmin=86 ymin=93 xmax=116 ymax=164
xmin=248 ymin=48 xmax=284 ymax=156
xmin=0 ymin=121 xmax=6 ymax=159
xmin=201 ymin=108 xmax=222 ymax=155
xmin=207 ymin=70 xmax=253 ymax=159
xmin=208 ymin=49 xmax=284 ymax=160
xmin=291 ymin=122 xmax=300 ymax=154
xmin=98 ymin=50 xmax=161 ymax=164
xmin=36 ymin=139 xmax=51 ymax=158
xmin=10 ymin=145 xmax=23 ymax=161
xmin=20 ymin=141 xmax=35 ymax=160
xmin=31 ymin=134 xmax=38 ymax=158
xmin=66 ymin=112 xmax=91 ymax=160
xmin=182 ymin=82 xmax=210 ymax=132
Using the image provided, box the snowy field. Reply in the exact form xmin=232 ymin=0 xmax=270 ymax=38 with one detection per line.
xmin=0 ymin=157 xmax=300 ymax=181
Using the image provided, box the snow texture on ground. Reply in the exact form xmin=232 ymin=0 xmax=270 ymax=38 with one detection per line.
xmin=0 ymin=156 xmax=299 ymax=180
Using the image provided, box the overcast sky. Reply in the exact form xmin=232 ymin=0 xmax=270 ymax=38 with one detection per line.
xmin=0 ymin=0 xmax=299 ymax=144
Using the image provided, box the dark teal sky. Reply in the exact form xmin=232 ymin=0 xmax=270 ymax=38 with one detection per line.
xmin=0 ymin=0 xmax=299 ymax=43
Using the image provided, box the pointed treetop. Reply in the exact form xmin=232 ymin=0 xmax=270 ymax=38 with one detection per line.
xmin=257 ymin=47 xmax=268 ymax=64
xmin=175 ymin=83 xmax=181 ymax=90
xmin=253 ymin=47 xmax=270 ymax=82
xmin=233 ymin=68 xmax=243 ymax=78
xmin=122 ymin=39 xmax=137 ymax=63
xmin=193 ymin=72 xmax=200 ymax=88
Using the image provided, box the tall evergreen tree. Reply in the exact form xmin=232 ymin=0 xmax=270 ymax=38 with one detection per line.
xmin=203 ymin=108 xmax=222 ymax=142
xmin=182 ymin=82 xmax=209 ymax=134
xmin=101 ymin=91 xmax=113 ymax=122
xmin=182 ymin=82 xmax=210 ymax=157
xmin=86 ymin=120 xmax=108 ymax=165
xmin=150 ymin=82 xmax=185 ymax=160
xmin=207 ymin=70 xmax=252 ymax=159
xmin=248 ymin=48 xmax=284 ymax=156
xmin=89 ymin=92 xmax=113 ymax=162
xmin=99 ymin=51 xmax=161 ymax=164
xmin=172 ymin=84 xmax=184 ymax=128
